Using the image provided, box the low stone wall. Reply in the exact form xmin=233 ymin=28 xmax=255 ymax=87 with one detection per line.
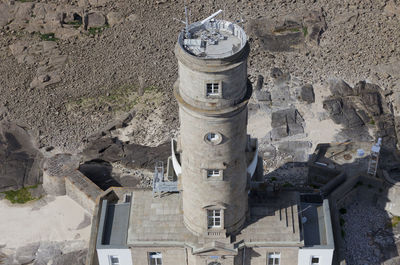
xmin=43 ymin=154 xmax=102 ymax=214
xmin=65 ymin=170 xmax=102 ymax=214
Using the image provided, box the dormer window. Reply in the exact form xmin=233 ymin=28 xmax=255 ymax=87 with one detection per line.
xmin=206 ymin=82 xmax=220 ymax=97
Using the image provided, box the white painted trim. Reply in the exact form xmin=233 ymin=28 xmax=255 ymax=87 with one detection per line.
xmin=171 ymin=139 xmax=182 ymax=176
xmin=246 ymin=142 xmax=258 ymax=177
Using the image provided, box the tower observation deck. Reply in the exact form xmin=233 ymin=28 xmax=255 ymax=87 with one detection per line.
xmin=178 ymin=18 xmax=247 ymax=59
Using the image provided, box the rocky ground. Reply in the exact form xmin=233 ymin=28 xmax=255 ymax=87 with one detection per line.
xmin=342 ymin=201 xmax=400 ymax=265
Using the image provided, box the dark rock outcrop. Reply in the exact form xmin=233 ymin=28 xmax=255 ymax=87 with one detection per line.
xmin=271 ymin=109 xmax=304 ymax=140
xmin=0 ymin=121 xmax=43 ymax=192
xmin=300 ymin=84 xmax=315 ymax=103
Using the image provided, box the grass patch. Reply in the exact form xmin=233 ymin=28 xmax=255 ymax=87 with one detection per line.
xmin=391 ymin=216 xmax=400 ymax=228
xmin=282 ymin=182 xmax=293 ymax=188
xmin=66 ymin=84 xmax=162 ymax=114
xmin=66 ymin=20 xmax=82 ymax=29
xmin=40 ymin=33 xmax=58 ymax=41
xmin=339 ymin=217 xmax=345 ymax=226
xmin=369 ymin=119 xmax=375 ymax=125
xmin=341 ymin=229 xmax=346 ymax=238
xmin=289 ymin=28 xmax=300 ymax=33
xmin=88 ymin=24 xmax=109 ymax=35
xmin=339 ymin=208 xmax=347 ymax=215
xmin=1 ymin=185 xmax=39 ymax=204
xmin=302 ymin=26 xmax=308 ymax=37
xmin=271 ymin=177 xmax=277 ymax=182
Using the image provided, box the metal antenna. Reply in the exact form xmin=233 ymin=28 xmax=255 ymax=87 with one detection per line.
xmin=184 ymin=0 xmax=190 ymax=38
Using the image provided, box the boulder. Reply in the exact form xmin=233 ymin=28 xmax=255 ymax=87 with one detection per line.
xmin=323 ymin=97 xmax=364 ymax=128
xmin=0 ymin=3 xmax=12 ymax=28
xmin=328 ymin=79 xmax=354 ymax=97
xmin=271 ymin=109 xmax=304 ymax=140
xmin=300 ymin=84 xmax=315 ymax=103
xmin=107 ymin=11 xmax=124 ymax=26
xmin=384 ymin=0 xmax=400 ymax=17
xmin=302 ymin=9 xmax=327 ymax=45
xmin=0 ymin=121 xmax=43 ymax=192
xmin=15 ymin=242 xmax=40 ymax=264
xmin=254 ymin=90 xmax=271 ymax=102
xmin=255 ymin=75 xmax=264 ymax=91
xmin=86 ymin=12 xmax=106 ymax=28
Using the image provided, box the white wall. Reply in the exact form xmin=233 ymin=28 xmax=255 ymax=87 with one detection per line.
xmin=298 ymin=248 xmax=334 ymax=265
xmin=97 ymin=248 xmax=133 ymax=265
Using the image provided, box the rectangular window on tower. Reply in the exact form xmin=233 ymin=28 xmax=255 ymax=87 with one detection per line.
xmin=206 ymin=82 xmax=220 ymax=97
xmin=267 ymin=252 xmax=280 ymax=265
xmin=148 ymin=252 xmax=162 ymax=265
xmin=207 ymin=209 xmax=221 ymax=228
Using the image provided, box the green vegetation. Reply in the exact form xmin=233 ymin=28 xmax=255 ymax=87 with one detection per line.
xmin=1 ymin=185 xmax=39 ymax=204
xmin=369 ymin=119 xmax=375 ymax=125
xmin=341 ymin=229 xmax=346 ymax=238
xmin=339 ymin=208 xmax=347 ymax=215
xmin=289 ymin=28 xmax=300 ymax=33
xmin=66 ymin=83 xmax=162 ymax=114
xmin=339 ymin=217 xmax=345 ymax=226
xmin=302 ymin=26 xmax=308 ymax=37
xmin=353 ymin=180 xmax=363 ymax=189
xmin=283 ymin=182 xmax=294 ymax=188
xmin=270 ymin=177 xmax=277 ymax=182
xmin=66 ymin=20 xmax=82 ymax=29
xmin=88 ymin=24 xmax=109 ymax=35
xmin=40 ymin=33 xmax=58 ymax=41
xmin=391 ymin=216 xmax=400 ymax=228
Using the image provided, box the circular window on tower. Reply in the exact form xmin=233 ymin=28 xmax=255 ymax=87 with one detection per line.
xmin=204 ymin=132 xmax=223 ymax=145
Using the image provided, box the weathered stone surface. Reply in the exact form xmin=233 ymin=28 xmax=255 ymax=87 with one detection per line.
xmin=271 ymin=109 xmax=304 ymax=140
xmin=384 ymin=0 xmax=400 ymax=17
xmin=0 ymin=3 xmax=12 ymax=28
xmin=300 ymin=84 xmax=315 ymax=103
xmin=16 ymin=242 xmax=40 ymax=264
xmin=107 ymin=11 xmax=124 ymax=26
xmin=323 ymin=98 xmax=364 ymax=128
xmin=80 ymin=136 xmax=170 ymax=170
xmin=254 ymin=90 xmax=271 ymax=102
xmin=86 ymin=12 xmax=106 ymax=28
xmin=328 ymin=79 xmax=354 ymax=97
xmin=0 ymin=121 xmax=43 ymax=192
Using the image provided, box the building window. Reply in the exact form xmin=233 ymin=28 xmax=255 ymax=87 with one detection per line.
xmin=109 ymin=256 xmax=119 ymax=265
xmin=268 ymin=252 xmax=280 ymax=265
xmin=206 ymin=83 xmax=219 ymax=96
xmin=149 ymin=252 xmax=162 ymax=265
xmin=204 ymin=132 xmax=222 ymax=145
xmin=311 ymin=256 xmax=320 ymax=265
xmin=207 ymin=209 xmax=221 ymax=228
xmin=207 ymin=169 xmax=220 ymax=178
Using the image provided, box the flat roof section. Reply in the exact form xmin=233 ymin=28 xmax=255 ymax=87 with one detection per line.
xmin=237 ymin=191 xmax=302 ymax=245
xmin=127 ymin=190 xmax=197 ymax=246
xmin=97 ymin=200 xmax=131 ymax=248
xmin=300 ymin=197 xmax=334 ymax=248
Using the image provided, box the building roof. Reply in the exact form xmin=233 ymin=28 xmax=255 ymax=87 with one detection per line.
xmin=300 ymin=194 xmax=334 ymax=248
xmin=236 ymin=191 xmax=303 ymax=246
xmin=127 ymin=190 xmax=197 ymax=246
xmin=97 ymin=200 xmax=131 ymax=248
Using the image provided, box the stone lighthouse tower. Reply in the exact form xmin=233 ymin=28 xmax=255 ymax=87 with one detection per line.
xmin=173 ymin=12 xmax=254 ymax=238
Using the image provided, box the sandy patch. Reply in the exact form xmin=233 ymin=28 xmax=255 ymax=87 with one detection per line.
xmin=0 ymin=195 xmax=91 ymax=249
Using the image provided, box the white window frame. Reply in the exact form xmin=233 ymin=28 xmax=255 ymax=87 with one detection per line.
xmin=267 ymin=252 xmax=280 ymax=265
xmin=204 ymin=132 xmax=223 ymax=145
xmin=148 ymin=252 xmax=162 ymax=265
xmin=109 ymin=255 xmax=120 ymax=265
xmin=207 ymin=169 xmax=220 ymax=178
xmin=205 ymin=81 xmax=221 ymax=97
xmin=311 ymin=256 xmax=320 ymax=265
xmin=207 ymin=209 xmax=221 ymax=228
